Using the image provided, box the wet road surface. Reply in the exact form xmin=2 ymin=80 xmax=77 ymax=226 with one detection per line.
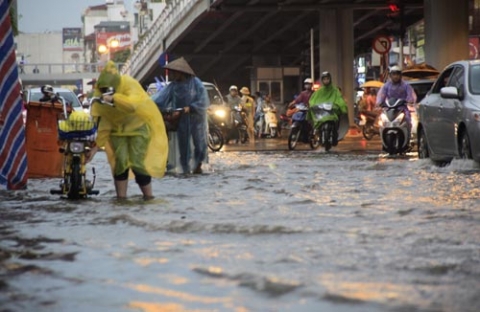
xmin=1 ymin=134 xmax=479 ymax=312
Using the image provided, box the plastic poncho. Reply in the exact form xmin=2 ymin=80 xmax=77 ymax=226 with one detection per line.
xmin=153 ymin=76 xmax=209 ymax=174
xmin=91 ymin=61 xmax=168 ymax=178
xmin=308 ymin=84 xmax=348 ymax=129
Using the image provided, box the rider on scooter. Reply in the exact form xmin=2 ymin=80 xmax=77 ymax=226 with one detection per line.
xmin=288 ymin=78 xmax=314 ymax=111
xmin=375 ymin=65 xmax=417 ymax=129
xmin=308 ymin=71 xmax=348 ymax=145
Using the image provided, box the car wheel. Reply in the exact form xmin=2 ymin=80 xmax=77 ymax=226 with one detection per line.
xmin=417 ymin=128 xmax=430 ymax=159
xmin=458 ymin=130 xmax=473 ymax=159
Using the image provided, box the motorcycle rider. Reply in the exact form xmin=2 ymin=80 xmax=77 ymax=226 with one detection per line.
xmin=308 ymin=71 xmax=348 ymax=145
xmin=288 ymin=78 xmax=314 ymax=111
xmin=225 ymin=85 xmax=241 ymax=109
xmin=256 ymin=94 xmax=277 ymax=138
xmin=375 ymin=65 xmax=416 ymax=129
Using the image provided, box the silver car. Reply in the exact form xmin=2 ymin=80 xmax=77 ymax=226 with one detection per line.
xmin=26 ymin=87 xmax=83 ymax=111
xmin=417 ymin=60 xmax=480 ymax=163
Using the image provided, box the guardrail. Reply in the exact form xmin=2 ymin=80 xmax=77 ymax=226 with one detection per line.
xmin=121 ymin=0 xmax=200 ymax=76
xmin=18 ymin=63 xmax=125 ymax=75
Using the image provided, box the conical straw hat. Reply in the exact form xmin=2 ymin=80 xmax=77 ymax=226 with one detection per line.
xmin=163 ymin=57 xmax=195 ymax=76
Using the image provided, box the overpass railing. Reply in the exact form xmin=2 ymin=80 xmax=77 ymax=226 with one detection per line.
xmin=18 ymin=63 xmax=125 ymax=75
xmin=121 ymin=0 xmax=201 ymax=76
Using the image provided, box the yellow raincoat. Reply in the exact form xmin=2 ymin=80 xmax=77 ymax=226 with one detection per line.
xmin=91 ymin=61 xmax=168 ymax=177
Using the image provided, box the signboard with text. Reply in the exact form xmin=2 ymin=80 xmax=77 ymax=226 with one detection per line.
xmin=63 ymin=28 xmax=82 ymax=51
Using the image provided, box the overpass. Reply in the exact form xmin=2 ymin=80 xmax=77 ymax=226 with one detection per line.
xmin=121 ymin=0 xmax=469 ymax=114
xmin=122 ymin=0 xmax=424 ymax=92
xmin=18 ymin=63 xmax=123 ymax=87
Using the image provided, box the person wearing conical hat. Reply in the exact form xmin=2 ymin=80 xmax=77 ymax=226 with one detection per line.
xmin=239 ymin=86 xmax=254 ymax=141
xmin=153 ymin=57 xmax=209 ymax=174
xmin=87 ymin=60 xmax=168 ymax=200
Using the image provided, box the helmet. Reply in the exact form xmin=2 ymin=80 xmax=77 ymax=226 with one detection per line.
xmin=40 ymin=85 xmax=54 ymax=96
xmin=229 ymin=85 xmax=238 ymax=91
xmin=390 ymin=65 xmax=402 ymax=74
xmin=321 ymin=71 xmax=331 ymax=80
xmin=304 ymin=78 xmax=313 ymax=84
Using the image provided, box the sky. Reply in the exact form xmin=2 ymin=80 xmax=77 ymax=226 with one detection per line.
xmin=17 ymin=0 xmax=135 ymax=33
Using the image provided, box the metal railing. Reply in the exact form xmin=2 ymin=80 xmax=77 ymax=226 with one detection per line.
xmin=18 ymin=63 xmax=125 ymax=75
xmin=121 ymin=0 xmax=201 ymax=76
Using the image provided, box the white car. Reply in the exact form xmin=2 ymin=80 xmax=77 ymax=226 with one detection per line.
xmin=23 ymin=87 xmax=83 ymax=124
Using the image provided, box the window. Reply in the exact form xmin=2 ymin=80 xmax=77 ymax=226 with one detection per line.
xmin=470 ymin=64 xmax=480 ymax=94
xmin=431 ymin=67 xmax=455 ymax=93
xmin=448 ymin=66 xmax=464 ymax=89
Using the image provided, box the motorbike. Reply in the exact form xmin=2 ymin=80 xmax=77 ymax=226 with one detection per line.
xmin=287 ymin=103 xmax=319 ymax=150
xmin=228 ymin=104 xmax=249 ymax=144
xmin=310 ymin=103 xmax=338 ymax=152
xmin=255 ymin=105 xmax=279 ymax=138
xmin=49 ymin=91 xmax=111 ymax=199
xmin=379 ymin=98 xmax=412 ymax=155
xmin=207 ymin=111 xmax=224 ymax=152
xmin=358 ymin=110 xmax=380 ymax=140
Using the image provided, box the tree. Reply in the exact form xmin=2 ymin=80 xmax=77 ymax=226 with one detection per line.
xmin=112 ymin=49 xmax=131 ymax=64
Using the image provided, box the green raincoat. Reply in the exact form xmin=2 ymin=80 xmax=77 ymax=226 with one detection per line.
xmin=91 ymin=61 xmax=168 ymax=178
xmin=308 ymin=85 xmax=348 ymax=129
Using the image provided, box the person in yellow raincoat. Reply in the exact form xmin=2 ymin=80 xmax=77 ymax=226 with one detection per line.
xmin=87 ymin=61 xmax=168 ymax=200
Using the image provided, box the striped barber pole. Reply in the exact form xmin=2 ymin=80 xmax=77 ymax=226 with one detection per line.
xmin=0 ymin=0 xmax=28 ymax=190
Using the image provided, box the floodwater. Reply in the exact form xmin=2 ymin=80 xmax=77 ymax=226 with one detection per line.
xmin=1 ymin=141 xmax=480 ymax=312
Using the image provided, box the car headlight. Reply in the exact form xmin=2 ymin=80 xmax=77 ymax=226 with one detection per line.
xmin=69 ymin=142 xmax=85 ymax=153
xmin=214 ymin=109 xmax=227 ymax=118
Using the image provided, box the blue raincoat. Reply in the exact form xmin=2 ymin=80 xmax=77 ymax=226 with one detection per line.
xmin=153 ymin=77 xmax=209 ymax=174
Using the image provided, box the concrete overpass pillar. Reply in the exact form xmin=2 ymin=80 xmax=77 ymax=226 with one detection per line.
xmin=319 ymin=9 xmax=355 ymax=124
xmin=424 ymin=0 xmax=469 ymax=70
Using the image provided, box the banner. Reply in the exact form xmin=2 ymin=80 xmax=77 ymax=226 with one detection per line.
xmin=0 ymin=0 xmax=28 ymax=190
xmin=63 ymin=28 xmax=82 ymax=51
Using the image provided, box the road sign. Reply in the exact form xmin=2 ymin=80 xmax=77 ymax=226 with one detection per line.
xmin=372 ymin=35 xmax=391 ymax=54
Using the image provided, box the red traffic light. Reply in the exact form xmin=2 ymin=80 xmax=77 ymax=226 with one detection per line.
xmin=389 ymin=4 xmax=400 ymax=12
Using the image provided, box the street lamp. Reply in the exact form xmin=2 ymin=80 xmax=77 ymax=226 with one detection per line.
xmin=97 ymin=38 xmax=120 ymax=61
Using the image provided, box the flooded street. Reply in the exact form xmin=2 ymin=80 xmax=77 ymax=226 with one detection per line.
xmin=1 ymin=138 xmax=480 ymax=312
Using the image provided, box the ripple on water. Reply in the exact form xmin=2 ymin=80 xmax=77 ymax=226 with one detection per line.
xmin=192 ymin=266 xmax=302 ymax=297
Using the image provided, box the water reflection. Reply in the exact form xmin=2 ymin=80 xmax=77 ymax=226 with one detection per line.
xmin=0 ymin=152 xmax=479 ymax=311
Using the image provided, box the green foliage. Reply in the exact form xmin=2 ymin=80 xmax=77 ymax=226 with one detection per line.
xmin=112 ymin=49 xmax=131 ymax=64
xmin=9 ymin=3 xmax=18 ymax=36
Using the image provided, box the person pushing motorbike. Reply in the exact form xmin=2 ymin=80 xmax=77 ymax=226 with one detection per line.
xmin=375 ymin=65 xmax=416 ymax=129
xmin=86 ymin=61 xmax=168 ymax=200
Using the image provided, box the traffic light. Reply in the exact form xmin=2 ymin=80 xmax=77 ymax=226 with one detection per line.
xmin=389 ymin=4 xmax=400 ymax=13
xmin=387 ymin=2 xmax=402 ymax=18
xmin=386 ymin=1 xmax=405 ymax=38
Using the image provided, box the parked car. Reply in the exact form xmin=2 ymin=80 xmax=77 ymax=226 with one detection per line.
xmin=22 ymin=87 xmax=83 ymax=123
xmin=417 ymin=60 xmax=480 ymax=163
xmin=25 ymin=87 xmax=83 ymax=110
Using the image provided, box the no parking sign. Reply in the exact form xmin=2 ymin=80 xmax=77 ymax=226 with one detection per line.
xmin=372 ymin=35 xmax=391 ymax=54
